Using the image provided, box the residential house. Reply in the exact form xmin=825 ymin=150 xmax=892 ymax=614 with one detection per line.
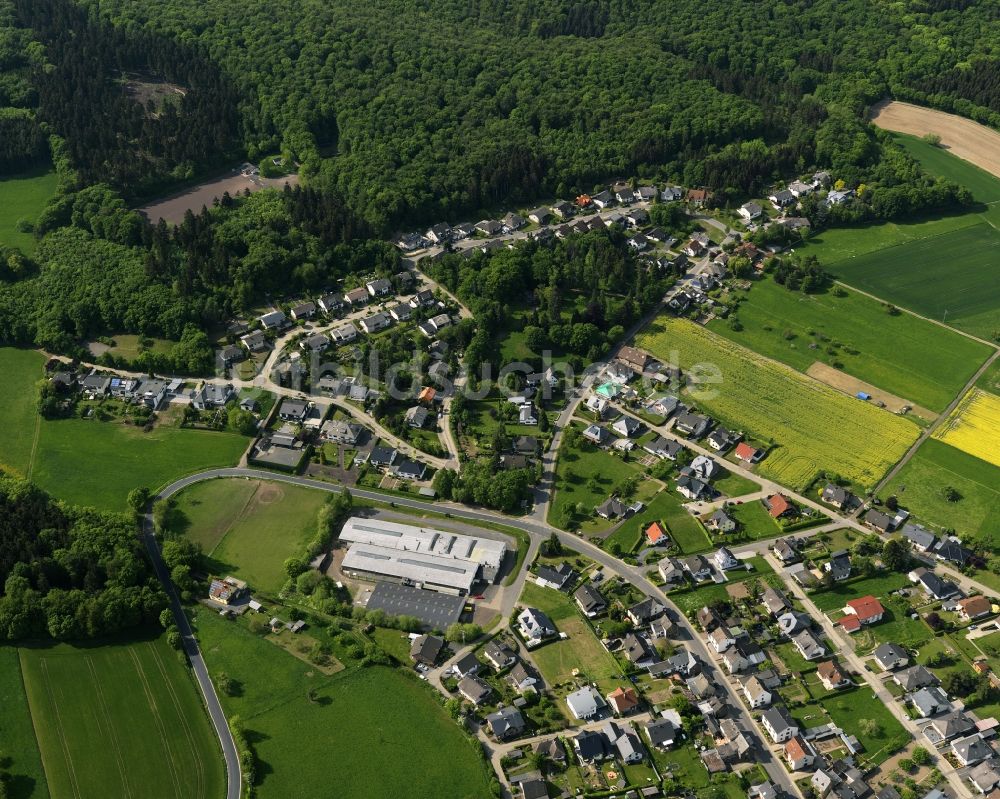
xmin=615 ymin=186 xmax=636 ymax=205
xmin=676 ymin=474 xmax=708 ymax=501
xmin=778 ymin=611 xmax=812 ymax=637
xmin=686 ymin=188 xmax=712 ymax=206
xmin=278 ymin=399 xmax=309 ymax=422
xmin=734 ymin=442 xmax=765 ymax=463
xmin=682 ymin=555 xmax=712 ymax=582
xmin=618 ymin=345 xmax=650 ymax=373
xmin=506 ymin=662 xmax=538 ymax=693
xmin=658 ymin=557 xmax=686 ymax=586
xmin=518 ymin=404 xmax=538 ymax=425
xmin=675 ymin=412 xmax=711 ymax=438
xmin=452 ymin=652 xmax=481 ymax=678
xmin=405 ymin=405 xmax=430 ymax=429
xmin=607 ymin=686 xmax=641 ymax=716
xmin=959 ymin=595 xmax=993 ymax=621
xmin=566 ymin=686 xmax=606 ymax=720
xmin=761 ymin=705 xmax=799 ymax=743
xmin=893 ymin=665 xmax=938 ymax=692
xmin=931 ymin=711 xmax=975 ymax=741
xmin=714 ymin=547 xmax=739 ymax=571
xmin=645 ymin=718 xmax=679 ymax=750
xmin=863 ymin=509 xmax=896 ymax=534
xmin=190 ymin=382 xmax=235 ymax=410
xmin=575 ymin=584 xmax=607 ymax=617
xmin=764 ymin=494 xmax=796 ymax=519
xmin=258 ymin=310 xmax=287 ymax=329
xmin=518 ymin=608 xmax=556 ymax=646
xmin=707 ymin=428 xmax=735 ymax=451
xmin=661 ymin=186 xmax=684 ymax=202
xmin=486 ymin=706 xmax=525 ymax=740
xmin=359 ymin=311 xmax=392 ymax=334
xmin=793 ymin=629 xmax=826 ymax=661
xmin=817 ymin=660 xmax=850 ymax=691
xmin=709 ymin=626 xmax=736 ymax=653
xmin=290 ymin=301 xmax=316 ymax=320
xmin=535 ymin=563 xmax=574 ymax=591
xmin=388 ymin=303 xmax=412 ymax=322
xmin=395 ymin=460 xmax=427 ymax=482
xmin=761 ymin=587 xmax=791 ymax=617
xmin=645 ymin=521 xmax=670 ymax=547
xmin=969 ymin=760 xmax=1000 ymax=794
xmin=424 ymin=223 xmax=451 ymax=244
xmin=743 ymin=673 xmax=777 ymax=709
xmin=502 ymin=212 xmax=525 ymax=232
xmin=409 ymin=634 xmax=444 ymax=666
xmin=824 ymin=550 xmax=852 ymax=581
xmin=688 ymin=454 xmax=720 ymax=481
xmin=953 ymin=734 xmax=993 ymax=767
xmin=739 ymin=201 xmax=763 ymax=221
xmin=706 ymin=509 xmax=737 ymax=534
xmin=771 ymin=538 xmax=800 ymax=564
xmin=368 ymin=446 xmax=398 ymax=468
xmin=908 ymin=566 xmax=961 ymax=600
xmin=209 ymin=576 xmax=247 ymax=605
xmin=873 ymin=643 xmax=909 ymax=672
xmin=137 ymin=378 xmax=168 ymax=409
xmin=644 ymin=436 xmax=684 ymax=461
xmin=648 ymin=394 xmax=679 ymax=418
xmin=596 ymin=496 xmax=628 ymax=520
xmin=458 ymin=675 xmax=493 ymax=706
xmin=300 ymin=332 xmax=330 ymax=352
xmin=573 ymin=729 xmax=610 ymax=762
xmin=785 ymin=735 xmax=816 ymax=771
xmin=330 ymin=322 xmax=358 ymax=344
xmin=822 ymin=484 xmax=852 ymax=510
xmin=81 ymin=372 xmax=111 ymax=396
xmin=475 ymin=219 xmax=503 ymax=236
xmin=936 ymin=539 xmax=974 ymax=568
xmin=769 ymin=189 xmax=796 ymax=210
xmin=826 ymin=189 xmax=854 ymax=205
xmin=910 ymin=686 xmax=951 ymax=718
xmin=483 ymin=640 xmax=517 ymax=672
xmin=409 ymin=289 xmax=435 ymax=309
xmin=605 ymin=721 xmax=644 ymax=764
xmin=344 ymin=287 xmax=370 ymax=306
xmin=627 ymin=597 xmax=666 ymax=626
xmin=840 ymin=596 xmax=884 ymax=633
xmin=586 ymin=395 xmax=611 ymax=419
xmin=317 ymin=293 xmax=344 ymax=315
xmin=527 ymin=208 xmax=551 ymax=225
xmin=218 ymin=344 xmax=245 ymax=368
xmin=697 ymin=606 xmax=724 ymax=632
xmin=612 ymin=415 xmax=642 ymax=438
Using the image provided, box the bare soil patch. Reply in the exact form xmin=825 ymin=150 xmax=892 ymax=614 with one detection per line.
xmin=139 ymin=169 xmax=300 ymax=225
xmin=806 ymin=361 xmax=937 ymax=421
xmin=871 ymin=100 xmax=1000 ymax=180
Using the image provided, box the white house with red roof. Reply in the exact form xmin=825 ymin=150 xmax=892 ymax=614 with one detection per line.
xmin=733 ymin=442 xmax=764 ymax=463
xmin=839 ymin=595 xmax=884 ymax=633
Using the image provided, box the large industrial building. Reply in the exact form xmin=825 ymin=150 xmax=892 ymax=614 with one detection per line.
xmin=339 ymin=517 xmax=507 ymax=595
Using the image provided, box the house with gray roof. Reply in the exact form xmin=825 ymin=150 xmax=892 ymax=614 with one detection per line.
xmin=566 ymin=685 xmax=606 ymax=720
xmin=910 ymin=686 xmax=951 ymax=718
xmin=645 ymin=717 xmax=679 ymax=749
xmin=574 ymin=584 xmax=607 ymax=617
xmin=486 ymin=705 xmax=526 ymax=740
xmin=909 ymin=567 xmax=960 ymax=601
xmin=893 ymin=664 xmax=938 ymax=692
xmin=901 ymin=524 xmax=937 ymax=552
xmin=873 ymin=643 xmax=909 ymax=671
xmin=793 ymin=629 xmax=826 ymax=661
xmin=458 ymin=675 xmax=492 ymax=705
xmin=931 ymin=711 xmax=975 ymax=741
xmin=761 ymin=705 xmax=799 ymax=743
xmin=952 ymin=733 xmax=993 ymax=766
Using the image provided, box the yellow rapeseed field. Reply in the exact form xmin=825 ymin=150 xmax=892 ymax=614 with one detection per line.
xmin=933 ymin=388 xmax=1000 ymax=468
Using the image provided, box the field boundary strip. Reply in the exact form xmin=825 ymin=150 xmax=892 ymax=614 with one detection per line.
xmin=147 ymin=639 xmax=208 ymax=799
xmin=38 ymin=657 xmax=84 ymax=799
xmin=128 ymin=645 xmax=186 ymax=799
xmin=86 ymin=655 xmax=134 ymax=799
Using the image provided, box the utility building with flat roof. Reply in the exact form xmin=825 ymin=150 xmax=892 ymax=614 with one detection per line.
xmin=338 ymin=516 xmax=508 ymax=595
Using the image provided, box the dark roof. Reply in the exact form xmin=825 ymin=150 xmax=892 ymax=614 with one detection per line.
xmin=366 ymin=582 xmax=464 ymax=629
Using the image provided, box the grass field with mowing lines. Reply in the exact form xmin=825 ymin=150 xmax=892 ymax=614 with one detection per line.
xmin=809 ymin=572 xmax=911 ymax=612
xmin=0 ymin=167 xmax=59 ymax=254
xmin=0 ymin=348 xmax=46 ymax=478
xmin=831 ymin=222 xmax=1000 ymax=341
xmin=19 ymin=636 xmax=223 ymax=799
xmin=933 ymin=388 xmax=1000 ymax=468
xmin=707 ymin=279 xmax=990 ymax=411
xmin=881 ymin=438 xmax=1000 ymax=539
xmin=169 ymin=478 xmax=329 ymax=593
xmin=194 ymin=608 xmax=493 ymax=799
xmin=638 ymin=316 xmax=918 ymax=491
xmin=0 ymin=648 xmax=49 ymax=799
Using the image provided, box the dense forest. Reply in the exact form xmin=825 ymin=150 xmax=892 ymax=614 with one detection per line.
xmin=0 ymin=475 xmax=166 ymax=640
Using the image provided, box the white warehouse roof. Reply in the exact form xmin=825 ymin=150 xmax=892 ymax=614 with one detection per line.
xmin=341 ymin=543 xmax=479 ymax=593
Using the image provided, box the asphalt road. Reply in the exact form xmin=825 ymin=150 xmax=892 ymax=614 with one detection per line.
xmin=141 ymin=502 xmax=242 ymax=799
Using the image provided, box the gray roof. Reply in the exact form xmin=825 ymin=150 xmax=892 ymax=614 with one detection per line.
xmin=901 ymin=523 xmax=936 ymax=550
xmin=486 ymin=705 xmax=525 ymax=738
xmin=762 ymin=705 xmax=797 ymax=734
xmin=574 ymin=583 xmax=606 ymax=613
xmin=893 ymin=664 xmax=937 ymax=691
xmin=952 ymin=733 xmax=992 ymax=765
xmin=873 ymin=642 xmax=908 ymax=669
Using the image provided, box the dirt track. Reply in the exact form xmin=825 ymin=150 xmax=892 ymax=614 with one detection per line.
xmin=806 ymin=361 xmax=937 ymax=421
xmin=870 ymin=100 xmax=1000 ymax=179
xmin=139 ymin=171 xmax=300 ymax=225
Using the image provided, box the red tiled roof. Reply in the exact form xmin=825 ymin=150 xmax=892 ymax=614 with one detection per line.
xmin=766 ymin=494 xmax=792 ymax=518
xmin=646 ymin=521 xmax=668 ymax=544
xmin=838 ymin=615 xmax=862 ymax=633
xmin=608 ymin=687 xmax=640 ymax=711
xmin=734 ymin=442 xmax=758 ymax=461
xmin=845 ymin=595 xmax=884 ymax=622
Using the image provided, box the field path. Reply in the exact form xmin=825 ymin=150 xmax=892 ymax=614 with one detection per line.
xmin=25 ymin=411 xmax=41 ymax=479
xmin=805 ymin=361 xmax=937 ymax=420
xmin=868 ymin=348 xmax=1000 ymax=501
xmin=871 ymin=100 xmax=1000 ymax=179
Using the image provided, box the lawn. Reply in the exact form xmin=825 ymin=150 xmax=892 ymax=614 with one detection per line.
xmin=98 ymin=334 xmax=177 ymax=360
xmin=669 ymin=556 xmax=776 ymax=614
xmin=891 ymin=132 xmax=1000 ymax=205
xmin=18 ymin=635 xmax=224 ymax=799
xmin=0 ymin=166 xmax=59 ymax=254
xmin=790 ymin=688 xmax=909 ymax=765
xmin=830 ymin=221 xmax=1000 ymax=341
xmin=627 ymin=490 xmax=712 ymax=554
xmin=0 ymin=647 xmax=48 ymax=799
xmin=518 ymin=582 xmax=627 ymax=691
xmin=194 ymin=609 xmax=493 ymax=799
xmin=168 ymin=478 xmax=330 ymax=593
xmin=725 ymin=500 xmax=781 ymax=542
xmin=808 ymin=572 xmax=911 ymax=612
xmin=881 ymin=438 xmax=1000 ymax=539
xmin=32 ymin=416 xmax=248 ymax=511
xmin=0 ymin=348 xmax=46 ymax=478
xmin=847 ymin=602 xmax=933 ymax=655
xmin=638 ymin=317 xmax=919 ymax=491
xmin=713 ymin=467 xmax=760 ymax=498
xmin=933 ymin=388 xmax=1000 ymax=469
xmin=549 ymin=429 xmax=642 ymax=529
xmin=707 ymin=278 xmax=990 ymax=412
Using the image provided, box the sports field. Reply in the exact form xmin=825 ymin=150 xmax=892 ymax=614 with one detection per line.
xmin=708 ymin=279 xmax=990 ymax=412
xmin=195 ymin=609 xmax=493 ymax=799
xmin=882 ymin=438 xmax=1000 ymax=539
xmin=18 ymin=636 xmax=224 ymax=799
xmin=831 ymin=222 xmax=1000 ymax=341
xmin=0 ymin=647 xmax=49 ymax=799
xmin=933 ymin=388 xmax=1000 ymax=468
xmin=638 ymin=316 xmax=919 ymax=491
xmin=169 ymin=478 xmax=329 ymax=593
xmin=0 ymin=167 xmax=59 ymax=254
